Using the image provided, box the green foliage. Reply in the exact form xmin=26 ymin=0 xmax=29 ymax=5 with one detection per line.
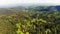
xmin=0 ymin=11 xmax=60 ymax=34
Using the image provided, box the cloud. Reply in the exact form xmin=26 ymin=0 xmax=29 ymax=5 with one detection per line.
xmin=0 ymin=0 xmax=60 ymax=6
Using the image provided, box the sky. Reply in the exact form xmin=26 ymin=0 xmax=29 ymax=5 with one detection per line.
xmin=0 ymin=0 xmax=60 ymax=7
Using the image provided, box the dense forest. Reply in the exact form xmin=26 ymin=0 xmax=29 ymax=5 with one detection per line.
xmin=0 ymin=6 xmax=60 ymax=34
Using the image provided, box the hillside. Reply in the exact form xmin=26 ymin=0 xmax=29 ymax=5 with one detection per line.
xmin=0 ymin=6 xmax=60 ymax=34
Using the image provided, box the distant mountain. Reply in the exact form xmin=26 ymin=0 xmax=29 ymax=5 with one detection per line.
xmin=55 ymin=5 xmax=60 ymax=11
xmin=25 ymin=5 xmax=60 ymax=11
xmin=0 ymin=5 xmax=60 ymax=14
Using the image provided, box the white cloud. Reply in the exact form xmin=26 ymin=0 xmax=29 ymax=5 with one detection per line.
xmin=0 ymin=0 xmax=60 ymax=6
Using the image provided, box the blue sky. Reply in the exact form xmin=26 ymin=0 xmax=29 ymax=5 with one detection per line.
xmin=0 ymin=0 xmax=60 ymax=7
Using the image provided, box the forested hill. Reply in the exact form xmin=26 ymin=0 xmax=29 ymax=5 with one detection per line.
xmin=25 ymin=5 xmax=60 ymax=11
xmin=0 ymin=5 xmax=60 ymax=14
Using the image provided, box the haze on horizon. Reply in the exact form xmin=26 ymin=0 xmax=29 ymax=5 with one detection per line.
xmin=0 ymin=0 xmax=60 ymax=8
